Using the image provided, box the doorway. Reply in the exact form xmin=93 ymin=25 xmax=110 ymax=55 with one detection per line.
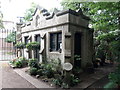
xmin=34 ymin=34 xmax=40 ymax=60
xmin=74 ymin=33 xmax=81 ymax=68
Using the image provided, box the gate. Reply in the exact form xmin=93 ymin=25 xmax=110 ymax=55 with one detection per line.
xmin=0 ymin=29 xmax=16 ymax=61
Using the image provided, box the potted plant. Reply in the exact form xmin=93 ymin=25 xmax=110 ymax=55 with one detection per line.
xmin=26 ymin=41 xmax=40 ymax=50
xmin=15 ymin=42 xmax=25 ymax=49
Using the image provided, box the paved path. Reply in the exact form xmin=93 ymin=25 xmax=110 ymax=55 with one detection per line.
xmin=0 ymin=61 xmax=116 ymax=89
xmin=0 ymin=61 xmax=35 ymax=88
xmin=85 ymin=75 xmax=109 ymax=89
xmin=74 ymin=64 xmax=116 ymax=89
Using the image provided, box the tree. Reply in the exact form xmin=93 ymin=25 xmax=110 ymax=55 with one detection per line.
xmin=24 ymin=2 xmax=37 ymax=22
xmin=61 ymin=1 xmax=119 ymax=62
xmin=61 ymin=1 xmax=119 ymax=32
xmin=5 ymin=31 xmax=16 ymax=44
xmin=0 ymin=1 xmax=4 ymax=28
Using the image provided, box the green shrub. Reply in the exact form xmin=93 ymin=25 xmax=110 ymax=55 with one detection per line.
xmin=70 ymin=74 xmax=80 ymax=86
xmin=26 ymin=42 xmax=40 ymax=50
xmin=19 ymin=57 xmax=28 ymax=66
xmin=10 ymin=57 xmax=28 ymax=68
xmin=43 ymin=69 xmax=54 ymax=78
xmin=29 ymin=67 xmax=38 ymax=75
xmin=109 ymin=72 xmax=120 ymax=85
xmin=52 ymin=78 xmax=62 ymax=86
xmin=104 ymin=82 xmax=117 ymax=89
xmin=109 ymin=64 xmax=120 ymax=86
xmin=28 ymin=58 xmax=39 ymax=68
xmin=15 ymin=60 xmax=22 ymax=68
xmin=15 ymin=42 xmax=25 ymax=49
xmin=37 ymin=69 xmax=43 ymax=76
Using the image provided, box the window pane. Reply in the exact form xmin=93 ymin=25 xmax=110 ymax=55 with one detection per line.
xmin=57 ymin=32 xmax=62 ymax=50
xmin=50 ymin=34 xmax=56 ymax=51
xmin=50 ymin=32 xmax=62 ymax=51
xmin=35 ymin=35 xmax=40 ymax=43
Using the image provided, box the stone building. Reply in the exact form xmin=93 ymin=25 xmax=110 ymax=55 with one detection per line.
xmin=16 ymin=6 xmax=94 ymax=69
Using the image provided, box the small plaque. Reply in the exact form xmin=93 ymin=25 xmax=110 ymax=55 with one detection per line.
xmin=63 ymin=63 xmax=73 ymax=71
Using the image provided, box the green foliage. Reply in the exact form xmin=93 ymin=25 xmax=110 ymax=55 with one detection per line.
xmin=74 ymin=55 xmax=81 ymax=60
xmin=10 ymin=57 xmax=28 ymax=68
xmin=104 ymin=82 xmax=117 ymax=88
xmin=62 ymin=2 xmax=120 ymax=87
xmin=24 ymin=2 xmax=37 ymax=22
xmin=37 ymin=59 xmax=62 ymax=78
xmin=109 ymin=72 xmax=120 ymax=85
xmin=28 ymin=58 xmax=39 ymax=68
xmin=18 ymin=57 xmax=28 ymax=66
xmin=61 ymin=1 xmax=119 ymax=31
xmin=52 ymin=73 xmax=80 ymax=88
xmin=14 ymin=60 xmax=22 ymax=68
xmin=61 ymin=1 xmax=120 ymax=63
xmin=0 ymin=12 xmax=4 ymax=28
xmin=52 ymin=78 xmax=62 ymax=86
xmin=69 ymin=74 xmax=80 ymax=87
xmin=29 ymin=67 xmax=38 ymax=75
xmin=26 ymin=42 xmax=40 ymax=50
xmin=37 ymin=69 xmax=43 ymax=76
xmin=5 ymin=31 xmax=16 ymax=43
xmin=15 ymin=42 xmax=25 ymax=49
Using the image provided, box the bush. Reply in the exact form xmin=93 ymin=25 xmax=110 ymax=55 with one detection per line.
xmin=28 ymin=58 xmax=39 ymax=68
xmin=26 ymin=42 xmax=40 ymax=50
xmin=52 ymin=78 xmax=62 ymax=86
xmin=109 ymin=64 xmax=120 ymax=87
xmin=10 ymin=57 xmax=28 ymax=68
xmin=37 ymin=69 xmax=43 ymax=76
xmin=29 ymin=67 xmax=38 ymax=75
xmin=15 ymin=60 xmax=22 ymax=68
xmin=19 ymin=57 xmax=28 ymax=66
xmin=70 ymin=74 xmax=80 ymax=87
xmin=15 ymin=42 xmax=25 ymax=49
xmin=43 ymin=69 xmax=54 ymax=78
xmin=109 ymin=72 xmax=120 ymax=85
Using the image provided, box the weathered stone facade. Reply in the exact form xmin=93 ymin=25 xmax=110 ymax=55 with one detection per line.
xmin=16 ymin=7 xmax=94 ymax=69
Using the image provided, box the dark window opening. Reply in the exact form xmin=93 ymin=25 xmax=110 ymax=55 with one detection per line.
xmin=34 ymin=34 xmax=41 ymax=59
xmin=24 ymin=36 xmax=29 ymax=45
xmin=35 ymin=34 xmax=41 ymax=43
xmin=74 ymin=33 xmax=81 ymax=68
xmin=50 ymin=32 xmax=62 ymax=52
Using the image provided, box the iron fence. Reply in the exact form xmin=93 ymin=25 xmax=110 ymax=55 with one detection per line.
xmin=0 ymin=29 xmax=16 ymax=61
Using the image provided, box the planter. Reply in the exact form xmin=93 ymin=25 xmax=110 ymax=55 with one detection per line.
xmin=26 ymin=42 xmax=40 ymax=50
xmin=15 ymin=42 xmax=25 ymax=49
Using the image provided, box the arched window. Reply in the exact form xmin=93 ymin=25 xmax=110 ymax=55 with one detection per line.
xmin=35 ymin=15 xmax=40 ymax=27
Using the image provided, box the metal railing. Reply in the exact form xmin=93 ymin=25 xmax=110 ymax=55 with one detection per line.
xmin=0 ymin=29 xmax=16 ymax=61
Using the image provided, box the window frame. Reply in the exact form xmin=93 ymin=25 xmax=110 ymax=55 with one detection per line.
xmin=49 ymin=32 xmax=62 ymax=52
